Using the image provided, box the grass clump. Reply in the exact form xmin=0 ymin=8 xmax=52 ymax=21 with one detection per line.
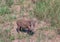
xmin=34 ymin=0 xmax=60 ymax=27
xmin=19 ymin=0 xmax=24 ymax=4
xmin=0 ymin=39 xmax=4 ymax=42
xmin=5 ymin=0 xmax=14 ymax=7
xmin=0 ymin=28 xmax=15 ymax=42
xmin=0 ymin=6 xmax=11 ymax=15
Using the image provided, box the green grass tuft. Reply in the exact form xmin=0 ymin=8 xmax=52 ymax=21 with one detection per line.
xmin=0 ymin=6 xmax=11 ymax=15
xmin=34 ymin=0 xmax=60 ymax=27
xmin=5 ymin=0 xmax=14 ymax=7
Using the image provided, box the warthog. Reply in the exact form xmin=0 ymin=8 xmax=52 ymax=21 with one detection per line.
xmin=16 ymin=18 xmax=36 ymax=35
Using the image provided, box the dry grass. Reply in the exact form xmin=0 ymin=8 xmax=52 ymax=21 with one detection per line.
xmin=0 ymin=0 xmax=60 ymax=42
